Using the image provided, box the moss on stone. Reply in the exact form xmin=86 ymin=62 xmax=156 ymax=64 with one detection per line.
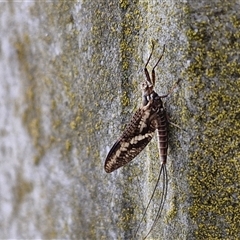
xmin=185 ymin=2 xmax=240 ymax=239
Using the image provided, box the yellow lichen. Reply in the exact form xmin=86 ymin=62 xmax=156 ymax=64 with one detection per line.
xmin=185 ymin=3 xmax=240 ymax=238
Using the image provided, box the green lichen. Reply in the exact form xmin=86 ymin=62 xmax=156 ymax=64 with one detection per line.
xmin=119 ymin=0 xmax=129 ymax=10
xmin=119 ymin=6 xmax=142 ymax=72
xmin=185 ymin=3 xmax=240 ymax=239
xmin=165 ymin=197 xmax=178 ymax=224
xmin=13 ymin=171 xmax=33 ymax=214
xmin=14 ymin=35 xmax=45 ymax=165
xmin=65 ymin=139 xmax=72 ymax=151
xmin=121 ymin=91 xmax=131 ymax=107
xmin=118 ymin=0 xmax=142 ymax=125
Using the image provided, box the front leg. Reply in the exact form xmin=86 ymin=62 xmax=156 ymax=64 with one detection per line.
xmin=142 ymin=98 xmax=152 ymax=110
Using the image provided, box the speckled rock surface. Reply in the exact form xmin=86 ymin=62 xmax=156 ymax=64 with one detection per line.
xmin=0 ymin=1 xmax=239 ymax=239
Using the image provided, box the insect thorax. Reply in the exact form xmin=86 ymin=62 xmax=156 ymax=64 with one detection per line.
xmin=142 ymin=89 xmax=164 ymax=114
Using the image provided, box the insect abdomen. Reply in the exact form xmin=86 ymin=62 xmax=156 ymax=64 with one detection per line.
xmin=156 ymin=110 xmax=168 ymax=164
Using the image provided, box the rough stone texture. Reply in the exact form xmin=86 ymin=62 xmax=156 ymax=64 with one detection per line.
xmin=0 ymin=1 xmax=239 ymax=239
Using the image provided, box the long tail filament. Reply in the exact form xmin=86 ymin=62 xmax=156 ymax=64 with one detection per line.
xmin=134 ymin=163 xmax=168 ymax=239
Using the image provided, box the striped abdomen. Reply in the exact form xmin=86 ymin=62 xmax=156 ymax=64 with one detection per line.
xmin=155 ymin=110 xmax=168 ymax=164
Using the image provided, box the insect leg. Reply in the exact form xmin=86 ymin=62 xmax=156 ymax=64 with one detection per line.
xmin=168 ymin=121 xmax=187 ymax=132
xmin=159 ymin=78 xmax=182 ymax=99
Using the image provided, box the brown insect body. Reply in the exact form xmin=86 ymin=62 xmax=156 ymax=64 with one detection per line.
xmin=104 ymin=94 xmax=168 ymax=173
xmin=105 ymin=45 xmax=169 ymax=174
xmin=104 ymin=45 xmax=180 ymax=239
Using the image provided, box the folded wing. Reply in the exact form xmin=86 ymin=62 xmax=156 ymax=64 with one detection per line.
xmin=104 ymin=108 xmax=157 ymax=173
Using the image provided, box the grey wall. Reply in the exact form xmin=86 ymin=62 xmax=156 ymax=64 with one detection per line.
xmin=0 ymin=1 xmax=239 ymax=239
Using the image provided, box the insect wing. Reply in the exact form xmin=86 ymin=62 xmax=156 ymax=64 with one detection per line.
xmin=104 ymin=108 xmax=156 ymax=173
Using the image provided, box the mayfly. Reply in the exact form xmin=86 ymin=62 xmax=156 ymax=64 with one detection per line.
xmin=104 ymin=44 xmax=181 ymax=239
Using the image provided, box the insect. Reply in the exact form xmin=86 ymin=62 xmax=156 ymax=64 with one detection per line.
xmin=104 ymin=44 xmax=181 ymax=239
